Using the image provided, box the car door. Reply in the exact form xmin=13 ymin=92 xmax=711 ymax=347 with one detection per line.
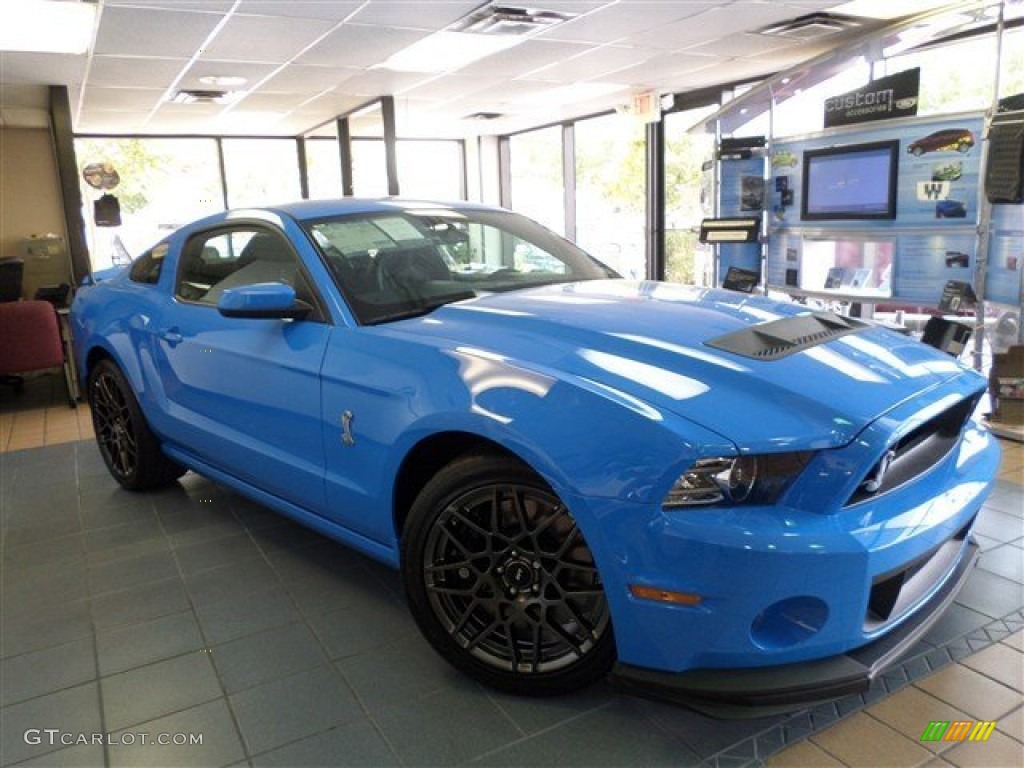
xmin=150 ymin=223 xmax=330 ymax=512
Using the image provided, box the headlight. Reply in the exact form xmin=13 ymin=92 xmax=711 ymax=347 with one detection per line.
xmin=662 ymin=452 xmax=812 ymax=509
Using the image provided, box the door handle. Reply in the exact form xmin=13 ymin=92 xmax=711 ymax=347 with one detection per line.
xmin=160 ymin=328 xmax=183 ymax=346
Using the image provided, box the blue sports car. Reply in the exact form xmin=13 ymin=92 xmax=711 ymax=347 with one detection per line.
xmin=72 ymin=199 xmax=1000 ymax=713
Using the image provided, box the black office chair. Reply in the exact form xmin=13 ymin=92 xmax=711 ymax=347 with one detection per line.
xmin=0 ymin=258 xmax=24 ymax=302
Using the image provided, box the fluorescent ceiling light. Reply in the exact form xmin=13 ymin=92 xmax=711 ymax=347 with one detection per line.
xmin=375 ymin=31 xmax=522 ymax=74
xmin=0 ymin=1 xmax=96 ymax=54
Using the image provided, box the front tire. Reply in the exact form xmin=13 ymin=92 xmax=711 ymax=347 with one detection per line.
xmin=88 ymin=359 xmax=186 ymax=490
xmin=402 ymin=453 xmax=615 ymax=695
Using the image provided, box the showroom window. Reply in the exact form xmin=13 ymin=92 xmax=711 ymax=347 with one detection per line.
xmin=74 ymin=137 xmax=223 ymax=271
xmin=222 ymin=138 xmax=302 ymax=208
xmin=574 ymin=113 xmax=646 ymax=280
xmin=508 ymin=126 xmax=566 ymax=236
xmin=305 ymin=136 xmax=344 ymax=200
xmin=397 ymin=140 xmax=465 ymax=200
xmin=664 ymin=105 xmax=719 ymax=286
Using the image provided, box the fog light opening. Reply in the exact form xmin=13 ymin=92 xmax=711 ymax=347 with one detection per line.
xmin=629 ymin=584 xmax=703 ymax=606
xmin=750 ymin=596 xmax=829 ymax=649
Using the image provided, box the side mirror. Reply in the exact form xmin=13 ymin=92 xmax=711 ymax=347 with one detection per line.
xmin=217 ymin=282 xmax=312 ymax=320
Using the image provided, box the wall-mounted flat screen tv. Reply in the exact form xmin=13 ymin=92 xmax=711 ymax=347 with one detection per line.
xmin=801 ymin=140 xmax=899 ymax=221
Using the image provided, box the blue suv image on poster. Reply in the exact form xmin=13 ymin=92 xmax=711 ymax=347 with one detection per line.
xmin=72 ymin=199 xmax=1000 ymax=713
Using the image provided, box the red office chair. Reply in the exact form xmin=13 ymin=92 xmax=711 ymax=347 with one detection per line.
xmin=0 ymin=300 xmax=76 ymax=407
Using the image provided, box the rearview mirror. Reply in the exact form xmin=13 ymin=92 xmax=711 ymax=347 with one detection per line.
xmin=217 ymin=282 xmax=312 ymax=320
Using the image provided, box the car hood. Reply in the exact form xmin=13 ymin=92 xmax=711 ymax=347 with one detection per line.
xmin=394 ymin=280 xmax=971 ymax=451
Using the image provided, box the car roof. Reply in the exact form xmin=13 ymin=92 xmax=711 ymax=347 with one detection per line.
xmin=268 ymin=197 xmax=505 ymax=222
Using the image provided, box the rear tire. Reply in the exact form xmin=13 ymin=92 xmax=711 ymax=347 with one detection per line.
xmin=402 ymin=453 xmax=615 ymax=696
xmin=87 ymin=358 xmax=185 ymax=490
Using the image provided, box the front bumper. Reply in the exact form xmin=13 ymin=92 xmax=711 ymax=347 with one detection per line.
xmin=613 ymin=538 xmax=979 ymax=718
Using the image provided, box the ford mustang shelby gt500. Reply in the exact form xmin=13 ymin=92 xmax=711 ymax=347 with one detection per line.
xmin=72 ymin=199 xmax=999 ymax=712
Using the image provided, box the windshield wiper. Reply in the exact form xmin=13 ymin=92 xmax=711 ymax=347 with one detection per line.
xmin=366 ymin=293 xmax=476 ymax=325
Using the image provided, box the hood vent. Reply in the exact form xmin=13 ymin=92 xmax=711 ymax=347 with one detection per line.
xmin=757 ymin=12 xmax=863 ymax=41
xmin=453 ymin=3 xmax=577 ymax=36
xmin=705 ymin=312 xmax=869 ymax=361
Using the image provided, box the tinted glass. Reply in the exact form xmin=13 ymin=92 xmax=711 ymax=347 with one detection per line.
xmin=305 ymin=207 xmax=616 ymax=325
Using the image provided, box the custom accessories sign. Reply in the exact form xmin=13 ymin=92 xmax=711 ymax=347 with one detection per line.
xmin=824 ymin=68 xmax=920 ymax=128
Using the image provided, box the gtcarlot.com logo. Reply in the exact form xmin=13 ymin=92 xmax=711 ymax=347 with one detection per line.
xmin=24 ymin=729 xmax=203 ymax=747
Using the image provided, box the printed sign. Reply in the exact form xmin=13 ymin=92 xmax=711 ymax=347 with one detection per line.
xmin=824 ymin=68 xmax=920 ymax=128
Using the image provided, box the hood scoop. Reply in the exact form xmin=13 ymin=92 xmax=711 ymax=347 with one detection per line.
xmin=705 ymin=312 xmax=869 ymax=361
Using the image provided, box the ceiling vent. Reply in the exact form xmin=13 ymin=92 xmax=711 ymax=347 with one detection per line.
xmin=465 ymin=111 xmax=504 ymax=120
xmin=757 ymin=12 xmax=864 ymax=41
xmin=170 ymin=89 xmax=236 ymax=105
xmin=453 ymin=3 xmax=577 ymax=36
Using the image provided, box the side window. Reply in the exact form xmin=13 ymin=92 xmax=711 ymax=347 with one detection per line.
xmin=176 ymin=228 xmax=298 ymax=305
xmin=129 ymin=242 xmax=168 ymax=285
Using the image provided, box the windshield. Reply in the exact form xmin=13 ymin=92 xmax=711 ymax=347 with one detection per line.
xmin=303 ymin=207 xmax=617 ymax=324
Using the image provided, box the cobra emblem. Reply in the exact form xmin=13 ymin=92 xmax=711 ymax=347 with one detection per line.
xmin=862 ymin=449 xmax=896 ymax=494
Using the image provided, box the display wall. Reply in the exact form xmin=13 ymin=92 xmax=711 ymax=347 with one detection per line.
xmin=762 ymin=112 xmax=997 ymax=305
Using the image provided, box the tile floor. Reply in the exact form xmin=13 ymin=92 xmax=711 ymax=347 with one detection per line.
xmin=1 ymin=374 xmax=1022 ymax=768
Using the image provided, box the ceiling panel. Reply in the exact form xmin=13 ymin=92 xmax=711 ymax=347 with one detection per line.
xmin=297 ymin=24 xmax=428 ymax=68
xmin=467 ymin=40 xmax=592 ymax=79
xmin=544 ymin=2 xmax=719 ymax=44
xmin=527 ymin=45 xmax=657 ymax=83
xmin=88 ymin=56 xmax=190 ymax=89
xmin=350 ymin=1 xmax=484 ymax=31
xmin=342 ymin=70 xmax=438 ymax=98
xmin=104 ymin=0 xmax=237 ymax=11
xmin=236 ymin=1 xmax=365 ymax=21
xmin=399 ymin=74 xmax=509 ymax=102
xmin=76 ymin=110 xmax=155 ymax=133
xmin=204 ymin=14 xmax=337 ymax=63
xmin=608 ymin=53 xmax=722 ymax=88
xmin=258 ymin=65 xmax=363 ymax=93
xmin=233 ymin=91 xmax=323 ymax=112
xmin=180 ymin=60 xmax=282 ymax=90
xmin=0 ymin=53 xmax=88 ymax=86
xmin=683 ymin=33 xmax=799 ymax=58
xmin=94 ymin=7 xmax=224 ymax=59
xmin=82 ymin=87 xmax=165 ymax=112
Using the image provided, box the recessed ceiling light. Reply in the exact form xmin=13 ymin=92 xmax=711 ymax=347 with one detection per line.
xmin=199 ymin=75 xmax=248 ymax=87
xmin=0 ymin=1 xmax=96 ymax=54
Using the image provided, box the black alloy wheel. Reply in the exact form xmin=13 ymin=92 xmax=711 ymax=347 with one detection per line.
xmin=403 ymin=454 xmax=615 ymax=695
xmin=87 ymin=359 xmax=185 ymax=490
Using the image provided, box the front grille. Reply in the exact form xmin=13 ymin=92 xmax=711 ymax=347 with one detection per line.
xmin=845 ymin=394 xmax=978 ymax=507
xmin=864 ymin=519 xmax=973 ymax=629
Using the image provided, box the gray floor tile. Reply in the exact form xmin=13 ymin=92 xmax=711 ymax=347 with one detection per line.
xmin=185 ymin=557 xmax=282 ymax=608
xmin=91 ymin=576 xmax=190 ymax=631
xmin=974 ymin=507 xmax=1024 ymax=543
xmin=372 ymin=685 xmax=526 ymax=766
xmin=306 ymin=592 xmax=417 ymax=661
xmin=85 ymin=536 xmax=172 ymax=568
xmin=97 ymin=610 xmax=206 ymax=676
xmin=101 ymin=650 xmax=223 ymax=731
xmin=978 ymin=542 xmax=1024 ymax=583
xmin=195 ymin=584 xmax=301 ymax=645
xmin=2 ymin=568 xmax=91 ymax=620
xmin=472 ymin=700 xmax=702 ymax=767
xmin=248 ymin=521 xmax=328 ymax=553
xmin=0 ymin=636 xmax=96 ymax=707
xmin=78 ymin=492 xmax=157 ymax=531
xmin=212 ymin=622 xmax=328 ymax=694
xmin=337 ymin=633 xmax=470 ymax=713
xmin=922 ymin=602 xmax=993 ymax=646
xmin=486 ymin=679 xmax=617 ymax=736
xmin=229 ymin=666 xmax=363 ymax=756
xmin=14 ymin=743 xmax=106 ymax=767
xmin=2 ymin=532 xmax=84 ymax=570
xmin=954 ymin=567 xmax=1024 ymax=619
xmin=1 ymin=600 xmax=94 ymax=659
xmin=175 ymin=531 xmax=264 ymax=575
xmin=88 ymin=548 xmax=180 ymax=596
xmin=0 ymin=683 xmax=101 ymax=766
xmin=83 ymin=515 xmax=165 ymax=554
xmin=107 ymin=698 xmax=245 ymax=768
xmin=984 ymin=487 xmax=1023 ymax=516
xmin=251 ymin=718 xmax=399 ymax=767
xmin=3 ymin=512 xmax=82 ymax=549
